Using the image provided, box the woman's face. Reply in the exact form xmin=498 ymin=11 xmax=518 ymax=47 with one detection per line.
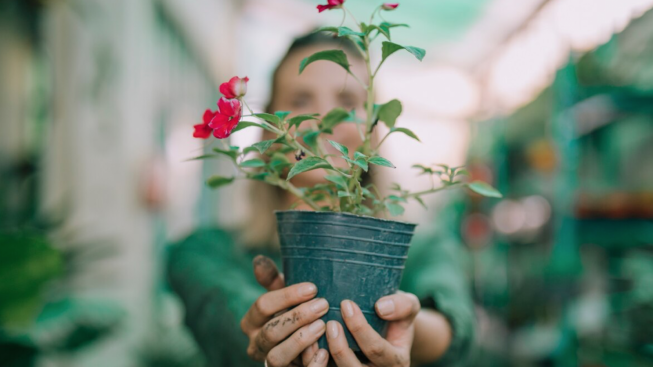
xmin=268 ymin=44 xmax=368 ymax=188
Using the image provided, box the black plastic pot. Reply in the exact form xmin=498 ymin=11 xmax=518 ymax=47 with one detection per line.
xmin=276 ymin=210 xmax=416 ymax=352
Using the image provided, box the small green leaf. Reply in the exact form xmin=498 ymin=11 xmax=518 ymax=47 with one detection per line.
xmin=288 ymin=114 xmax=320 ymax=129
xmin=299 ymin=50 xmax=350 ymax=74
xmin=253 ymin=113 xmax=281 ymax=125
xmin=233 ymin=121 xmax=274 ymax=133
xmin=366 ymin=25 xmax=390 ymax=40
xmin=325 ymin=175 xmax=348 ymax=188
xmin=355 ymin=158 xmax=369 ymax=172
xmin=287 ymin=157 xmax=333 ymax=180
xmin=337 ymin=26 xmax=365 ymax=37
xmin=388 ymin=195 xmax=407 ymax=203
xmin=213 ymin=147 xmax=239 ymax=161
xmin=389 ymin=127 xmax=420 ymax=142
xmin=381 ymin=42 xmax=426 ymax=62
xmin=249 ymin=139 xmax=276 ymax=154
xmin=385 ymin=202 xmax=405 ymax=216
xmin=314 ymin=26 xmax=339 ymax=34
xmin=270 ymin=154 xmax=292 ymax=173
xmin=240 ymin=158 xmax=266 ymax=168
xmin=456 ymin=169 xmax=469 ymax=176
xmin=361 ymin=186 xmax=375 ymax=198
xmin=206 ymin=175 xmax=234 ymax=189
xmin=369 ymin=156 xmax=395 ymax=168
xmin=247 ymin=172 xmax=271 ymax=181
xmin=328 ymin=140 xmax=349 ymax=156
xmin=320 ymin=108 xmax=350 ymax=131
xmin=338 ymin=191 xmax=353 ymax=198
xmin=380 ymin=22 xmax=409 ymax=30
xmin=185 ymin=154 xmax=216 ymax=161
xmin=377 ymin=99 xmax=402 ymax=128
xmin=354 ymin=151 xmax=367 ymax=160
xmin=467 ymin=181 xmax=502 ymax=198
xmin=274 ymin=111 xmax=291 ymax=121
xmin=414 ymin=196 xmax=427 ymax=210
xmin=302 ymin=131 xmax=321 ymax=151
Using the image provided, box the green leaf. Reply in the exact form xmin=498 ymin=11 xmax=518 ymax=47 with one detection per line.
xmin=206 ymin=175 xmax=234 ymax=189
xmin=414 ymin=196 xmax=427 ymax=210
xmin=299 ymin=50 xmax=350 ymax=74
xmin=456 ymin=168 xmax=469 ymax=176
xmin=239 ymin=158 xmax=266 ymax=168
xmin=368 ymin=156 xmax=396 ymax=168
xmin=253 ymin=113 xmax=281 ymax=125
xmin=328 ymin=140 xmax=349 ymax=156
xmin=389 ymin=127 xmax=420 ymax=142
xmin=302 ymin=131 xmax=321 ymax=151
xmin=354 ymin=158 xmax=369 ymax=172
xmin=361 ymin=186 xmax=375 ymax=198
xmin=274 ymin=111 xmax=291 ymax=121
xmin=337 ymin=26 xmax=365 ymax=37
xmin=247 ymin=172 xmax=271 ymax=181
xmin=213 ymin=147 xmax=240 ymax=161
xmin=288 ymin=114 xmax=320 ymax=129
xmin=320 ymin=108 xmax=350 ymax=131
xmin=185 ymin=154 xmax=216 ymax=161
xmin=338 ymin=191 xmax=353 ymax=198
xmin=232 ymin=121 xmax=274 ymax=133
xmin=353 ymin=151 xmax=367 ymax=160
xmin=287 ymin=157 xmax=333 ymax=180
xmin=366 ymin=25 xmax=390 ymax=40
xmin=249 ymin=139 xmax=276 ymax=154
xmin=325 ymin=175 xmax=348 ymax=188
xmin=381 ymin=42 xmax=426 ymax=62
xmin=388 ymin=195 xmax=407 ymax=203
xmin=385 ymin=202 xmax=405 ymax=216
xmin=467 ymin=181 xmax=502 ymax=198
xmin=377 ymin=99 xmax=403 ymax=128
xmin=270 ymin=154 xmax=292 ymax=173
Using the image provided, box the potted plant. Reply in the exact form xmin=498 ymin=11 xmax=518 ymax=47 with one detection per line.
xmin=189 ymin=0 xmax=501 ymax=351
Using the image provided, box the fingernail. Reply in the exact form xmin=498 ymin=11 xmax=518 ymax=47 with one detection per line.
xmin=299 ymin=283 xmax=317 ymax=296
xmin=376 ymin=298 xmax=395 ymax=316
xmin=316 ymin=349 xmax=328 ymax=363
xmin=327 ymin=321 xmax=339 ymax=339
xmin=342 ymin=300 xmax=354 ymax=318
xmin=311 ymin=298 xmax=329 ymax=313
xmin=309 ymin=319 xmax=325 ymax=334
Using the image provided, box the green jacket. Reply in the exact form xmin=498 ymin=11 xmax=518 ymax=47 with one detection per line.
xmin=167 ymin=225 xmax=474 ymax=366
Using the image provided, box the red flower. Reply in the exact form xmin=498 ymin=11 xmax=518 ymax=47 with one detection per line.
xmin=382 ymin=3 xmax=399 ymax=10
xmin=193 ymin=109 xmax=218 ymax=139
xmin=219 ymin=76 xmax=249 ymax=99
xmin=317 ymin=0 xmax=345 ymax=13
xmin=209 ymin=97 xmax=242 ymax=139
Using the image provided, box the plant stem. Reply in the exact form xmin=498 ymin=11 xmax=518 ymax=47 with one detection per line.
xmin=403 ymin=183 xmax=464 ymax=199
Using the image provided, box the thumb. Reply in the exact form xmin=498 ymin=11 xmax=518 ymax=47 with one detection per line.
xmin=253 ymin=255 xmax=285 ymax=291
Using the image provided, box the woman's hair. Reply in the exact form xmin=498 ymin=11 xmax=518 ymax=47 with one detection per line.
xmin=239 ymin=31 xmax=365 ymax=249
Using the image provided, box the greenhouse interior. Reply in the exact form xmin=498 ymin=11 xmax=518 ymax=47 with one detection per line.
xmin=1 ymin=0 xmax=652 ymax=366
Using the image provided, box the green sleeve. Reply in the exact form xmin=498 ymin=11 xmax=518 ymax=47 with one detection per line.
xmin=400 ymin=214 xmax=475 ymax=366
xmin=166 ymin=228 xmax=264 ymax=367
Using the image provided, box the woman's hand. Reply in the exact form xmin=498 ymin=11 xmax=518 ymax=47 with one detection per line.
xmin=303 ymin=292 xmax=420 ymax=367
xmin=241 ymin=256 xmax=329 ymax=367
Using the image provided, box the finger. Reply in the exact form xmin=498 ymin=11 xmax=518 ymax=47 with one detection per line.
xmin=253 ymin=255 xmax=285 ymax=291
xmin=255 ymin=298 xmax=329 ymax=354
xmin=265 ymin=319 xmax=326 ymax=367
xmin=302 ymin=342 xmax=318 ymax=366
xmin=243 ymin=282 xmax=317 ymax=331
xmin=307 ymin=349 xmax=329 ymax=367
xmin=374 ymin=292 xmax=420 ymax=322
xmin=326 ymin=321 xmax=361 ymax=367
xmin=341 ymin=300 xmax=393 ymax=366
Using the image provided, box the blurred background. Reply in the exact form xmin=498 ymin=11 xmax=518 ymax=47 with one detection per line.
xmin=1 ymin=0 xmax=652 ymax=366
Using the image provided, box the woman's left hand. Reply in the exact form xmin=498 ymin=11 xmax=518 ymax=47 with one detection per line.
xmin=303 ymin=292 xmax=420 ymax=367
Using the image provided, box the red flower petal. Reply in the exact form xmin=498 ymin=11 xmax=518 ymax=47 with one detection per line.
xmin=203 ymin=109 xmax=218 ymax=124
xmin=193 ymin=123 xmax=213 ymax=139
xmin=382 ymin=3 xmax=399 ymax=10
xmin=217 ymin=97 xmax=241 ymax=116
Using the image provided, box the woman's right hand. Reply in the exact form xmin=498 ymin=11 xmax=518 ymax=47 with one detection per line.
xmin=241 ymin=255 xmax=330 ymax=367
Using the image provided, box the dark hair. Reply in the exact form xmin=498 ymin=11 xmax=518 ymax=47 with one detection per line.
xmin=266 ymin=31 xmax=363 ymax=112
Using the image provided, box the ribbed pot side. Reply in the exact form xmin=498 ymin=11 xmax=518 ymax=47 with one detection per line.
xmin=276 ymin=210 xmax=416 ymax=352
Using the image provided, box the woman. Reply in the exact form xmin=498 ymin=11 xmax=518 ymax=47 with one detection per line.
xmin=167 ymin=32 xmax=474 ymax=367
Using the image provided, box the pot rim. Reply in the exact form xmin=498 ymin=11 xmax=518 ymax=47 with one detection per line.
xmin=274 ymin=209 xmax=418 ymax=227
